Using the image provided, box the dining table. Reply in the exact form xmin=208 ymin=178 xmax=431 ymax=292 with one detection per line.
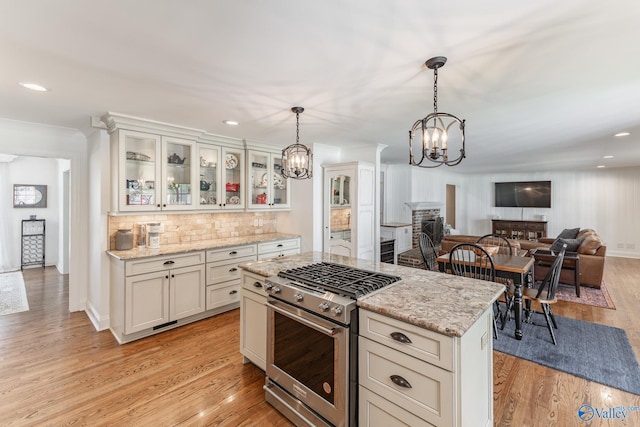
xmin=436 ymin=252 xmax=535 ymax=340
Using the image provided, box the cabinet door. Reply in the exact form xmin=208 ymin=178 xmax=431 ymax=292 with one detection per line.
xmin=170 ymin=264 xmax=206 ymax=320
xmin=118 ymin=130 xmax=162 ymax=212
xmin=240 ymin=288 xmax=267 ymax=370
xmin=220 ymin=147 xmax=245 ymax=209
xmin=162 ymin=137 xmax=198 ymax=210
xmin=324 ymin=167 xmax=354 ymax=257
xmin=247 ymin=150 xmax=290 ymax=210
xmin=125 ymin=270 xmax=170 ymax=334
xmin=197 ymin=143 xmax=221 ymax=209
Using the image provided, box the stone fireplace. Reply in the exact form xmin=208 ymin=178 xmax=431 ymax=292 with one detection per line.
xmin=405 ymin=202 xmax=444 ymax=249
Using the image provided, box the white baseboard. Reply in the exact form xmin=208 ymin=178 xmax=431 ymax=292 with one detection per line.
xmin=85 ymin=300 xmax=110 ymax=331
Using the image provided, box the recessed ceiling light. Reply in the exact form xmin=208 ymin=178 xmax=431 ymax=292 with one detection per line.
xmin=603 ymin=155 xmax=614 ymax=159
xmin=614 ymin=132 xmax=630 ymax=137
xmin=223 ymin=120 xmax=239 ymax=126
xmin=18 ymin=82 xmax=49 ymax=92
xmin=597 ymin=165 xmax=605 ymax=168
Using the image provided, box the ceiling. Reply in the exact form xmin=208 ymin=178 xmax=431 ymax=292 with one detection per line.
xmin=1 ymin=1 xmax=639 ymax=173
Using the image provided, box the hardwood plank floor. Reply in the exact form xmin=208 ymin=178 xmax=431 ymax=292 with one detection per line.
xmin=1 ymin=258 xmax=639 ymax=426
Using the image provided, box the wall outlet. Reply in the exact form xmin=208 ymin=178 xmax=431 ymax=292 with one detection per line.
xmin=617 ymin=242 xmax=625 ymax=249
xmin=626 ymin=243 xmax=635 ymax=249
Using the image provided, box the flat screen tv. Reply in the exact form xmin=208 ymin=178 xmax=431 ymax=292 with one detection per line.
xmin=494 ymin=181 xmax=551 ymax=208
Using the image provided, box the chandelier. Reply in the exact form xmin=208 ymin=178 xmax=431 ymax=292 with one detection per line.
xmin=281 ymin=106 xmax=313 ymax=179
xmin=409 ymin=56 xmax=466 ymax=168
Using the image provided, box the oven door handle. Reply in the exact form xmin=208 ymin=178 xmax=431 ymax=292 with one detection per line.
xmin=267 ymin=300 xmax=341 ymax=337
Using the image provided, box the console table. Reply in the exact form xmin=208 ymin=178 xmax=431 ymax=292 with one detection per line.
xmin=492 ymin=219 xmax=547 ymax=240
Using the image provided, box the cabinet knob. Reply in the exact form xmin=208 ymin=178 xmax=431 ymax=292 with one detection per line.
xmin=253 ymin=282 xmax=263 ymax=289
xmin=163 ymin=260 xmax=175 ymax=265
xmin=229 ymin=251 xmax=238 ymax=255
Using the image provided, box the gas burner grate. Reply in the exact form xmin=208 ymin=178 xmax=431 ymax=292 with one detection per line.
xmin=278 ymin=262 xmax=401 ymax=298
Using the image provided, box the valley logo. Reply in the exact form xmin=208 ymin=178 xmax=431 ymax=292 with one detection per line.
xmin=578 ymin=403 xmax=640 ymax=422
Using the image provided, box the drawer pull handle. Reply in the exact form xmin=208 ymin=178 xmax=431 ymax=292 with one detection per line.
xmin=229 ymin=251 xmax=238 ymax=255
xmin=277 ymin=244 xmax=283 ymax=248
xmin=390 ymin=375 xmax=412 ymax=389
xmin=163 ymin=260 xmax=175 ymax=265
xmin=229 ymin=290 xmax=238 ymax=295
xmin=229 ymin=267 xmax=238 ymax=272
xmin=390 ymin=332 xmax=412 ymax=344
xmin=253 ymin=282 xmax=263 ymax=288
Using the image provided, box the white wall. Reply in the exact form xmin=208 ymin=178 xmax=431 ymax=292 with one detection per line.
xmin=3 ymin=157 xmax=60 ymax=269
xmin=384 ymin=164 xmax=640 ymax=258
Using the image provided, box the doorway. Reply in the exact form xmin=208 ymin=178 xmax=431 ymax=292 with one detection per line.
xmin=446 ymin=184 xmax=456 ymax=229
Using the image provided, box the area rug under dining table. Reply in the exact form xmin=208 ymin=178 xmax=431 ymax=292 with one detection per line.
xmin=555 ymin=281 xmax=616 ymax=309
xmin=495 ymin=313 xmax=640 ymax=395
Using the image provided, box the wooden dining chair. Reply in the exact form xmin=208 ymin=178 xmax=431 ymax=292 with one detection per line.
xmin=501 ymin=244 xmax=567 ymax=345
xmin=477 ymin=233 xmax=513 ymax=255
xmin=449 ymin=243 xmax=500 ymax=338
xmin=418 ymin=232 xmax=438 ymax=271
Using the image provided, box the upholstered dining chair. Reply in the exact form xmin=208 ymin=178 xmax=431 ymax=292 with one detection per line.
xmin=501 ymin=244 xmax=567 ymax=345
xmin=418 ymin=232 xmax=438 ymax=271
xmin=449 ymin=243 xmax=500 ymax=338
xmin=477 ymin=233 xmax=513 ymax=255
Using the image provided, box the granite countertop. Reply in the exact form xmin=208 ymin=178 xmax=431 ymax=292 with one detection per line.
xmin=106 ymin=232 xmax=300 ymax=260
xmin=239 ymin=251 xmax=504 ymax=338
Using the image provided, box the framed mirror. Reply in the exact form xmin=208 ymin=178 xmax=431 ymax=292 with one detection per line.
xmin=13 ymin=184 xmax=47 ymax=208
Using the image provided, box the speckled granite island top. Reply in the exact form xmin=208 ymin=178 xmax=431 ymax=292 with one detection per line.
xmin=239 ymin=251 xmax=505 ymax=337
xmin=106 ymin=232 xmax=299 ymax=260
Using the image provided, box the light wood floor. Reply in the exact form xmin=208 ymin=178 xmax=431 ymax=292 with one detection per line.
xmin=1 ymin=258 xmax=639 ymax=426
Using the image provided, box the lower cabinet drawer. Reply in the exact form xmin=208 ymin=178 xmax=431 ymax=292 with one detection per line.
xmin=358 ymin=336 xmax=453 ymax=427
xmin=125 ymin=251 xmax=205 ymax=276
xmin=206 ymin=281 xmax=240 ymax=310
xmin=257 ymin=248 xmax=300 ymax=260
xmin=359 ymin=386 xmax=434 ymax=427
xmin=257 ymin=238 xmax=299 ymax=254
xmin=206 ymin=255 xmax=255 ymax=285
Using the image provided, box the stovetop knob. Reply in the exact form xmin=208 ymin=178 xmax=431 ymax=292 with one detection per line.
xmin=272 ymin=286 xmax=281 ymax=294
xmin=294 ymin=293 xmax=304 ymax=302
xmin=319 ymin=302 xmax=330 ymax=311
xmin=265 ymin=283 xmax=273 ymax=290
xmin=332 ymin=306 xmax=343 ymax=315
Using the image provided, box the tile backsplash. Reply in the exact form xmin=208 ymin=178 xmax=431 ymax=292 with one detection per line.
xmin=108 ymin=212 xmax=277 ymax=250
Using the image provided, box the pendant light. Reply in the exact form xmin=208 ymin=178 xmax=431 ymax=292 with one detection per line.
xmin=282 ymin=107 xmax=313 ymax=179
xmin=409 ymin=57 xmax=466 ymax=168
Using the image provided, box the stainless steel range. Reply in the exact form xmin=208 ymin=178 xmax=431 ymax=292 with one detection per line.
xmin=264 ymin=262 xmax=400 ymax=427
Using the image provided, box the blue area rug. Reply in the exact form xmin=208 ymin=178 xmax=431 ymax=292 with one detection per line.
xmin=495 ymin=313 xmax=640 ymax=395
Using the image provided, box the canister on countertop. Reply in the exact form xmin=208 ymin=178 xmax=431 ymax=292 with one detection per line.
xmin=148 ymin=222 xmax=161 ymax=249
xmin=115 ymin=229 xmax=133 ymax=250
xmin=138 ymin=223 xmax=147 ymax=247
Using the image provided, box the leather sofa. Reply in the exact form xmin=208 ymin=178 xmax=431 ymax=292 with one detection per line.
xmin=439 ymin=228 xmax=606 ymax=288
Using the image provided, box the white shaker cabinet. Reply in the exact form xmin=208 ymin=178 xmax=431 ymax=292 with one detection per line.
xmin=205 ymin=244 xmax=257 ymax=311
xmin=323 ymin=162 xmax=376 ymax=261
xmin=257 ymin=237 xmax=300 ymax=260
xmin=358 ymin=309 xmax=494 ymax=427
xmin=110 ymin=251 xmax=206 ymax=343
xmin=246 ymin=144 xmax=291 ymax=210
xmin=240 ymin=271 xmax=268 ymax=370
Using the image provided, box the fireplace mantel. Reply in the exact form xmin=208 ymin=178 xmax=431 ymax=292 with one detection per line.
xmin=405 ymin=202 xmax=443 ymax=210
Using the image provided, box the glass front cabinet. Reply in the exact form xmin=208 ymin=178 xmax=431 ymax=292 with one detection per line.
xmin=115 ymin=129 xmax=198 ymax=212
xmin=246 ymin=148 xmax=290 ymax=210
xmin=197 ymin=139 xmax=246 ymax=210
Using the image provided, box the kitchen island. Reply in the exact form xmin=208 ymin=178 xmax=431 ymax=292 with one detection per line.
xmin=239 ymin=251 xmax=504 ymax=427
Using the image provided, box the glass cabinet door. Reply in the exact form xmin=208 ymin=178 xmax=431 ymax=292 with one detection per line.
xmin=120 ymin=130 xmax=161 ymax=211
xmin=222 ymin=147 xmax=244 ymax=208
xmin=248 ymin=151 xmax=269 ymax=208
xmin=162 ymin=137 xmax=196 ymax=210
xmin=271 ymin=154 xmax=289 ymax=207
xmin=197 ymin=144 xmax=220 ymax=209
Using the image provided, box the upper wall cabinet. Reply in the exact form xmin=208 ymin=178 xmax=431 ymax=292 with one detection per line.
xmin=103 ymin=113 xmax=246 ymax=213
xmin=246 ymin=143 xmax=290 ymax=210
xmin=197 ymin=134 xmax=245 ymax=210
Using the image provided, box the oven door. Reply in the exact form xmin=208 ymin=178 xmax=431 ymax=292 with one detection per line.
xmin=266 ymin=297 xmax=349 ymax=427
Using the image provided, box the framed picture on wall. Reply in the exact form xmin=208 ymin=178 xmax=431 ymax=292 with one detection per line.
xmin=13 ymin=184 xmax=47 ymax=208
